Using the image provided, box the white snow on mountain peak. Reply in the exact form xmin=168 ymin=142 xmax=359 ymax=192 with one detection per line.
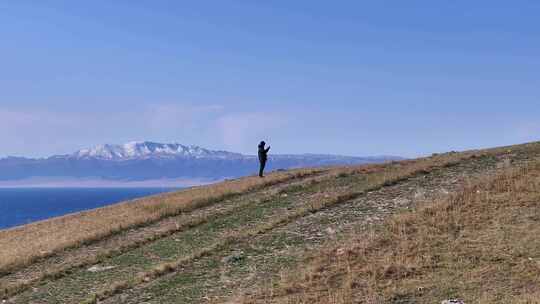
xmin=72 ymin=141 xmax=242 ymax=160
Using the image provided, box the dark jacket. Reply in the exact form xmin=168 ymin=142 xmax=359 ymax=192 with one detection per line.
xmin=258 ymin=143 xmax=270 ymax=162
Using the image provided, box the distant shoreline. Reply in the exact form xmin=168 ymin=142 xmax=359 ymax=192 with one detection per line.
xmin=0 ymin=177 xmax=221 ymax=188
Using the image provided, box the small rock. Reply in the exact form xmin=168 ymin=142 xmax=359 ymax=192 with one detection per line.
xmin=496 ymin=158 xmax=512 ymax=169
xmin=222 ymin=251 xmax=245 ymax=264
xmin=439 ymin=188 xmax=449 ymax=195
xmin=281 ymin=193 xmax=288 ymax=198
xmin=267 ymin=189 xmax=280 ymax=196
xmin=87 ymin=265 xmax=116 ymax=272
xmin=326 ymin=227 xmax=336 ymax=235
xmin=414 ymin=189 xmax=426 ymax=200
xmin=442 ymin=300 xmax=465 ymax=304
xmin=336 ymin=248 xmax=346 ymax=256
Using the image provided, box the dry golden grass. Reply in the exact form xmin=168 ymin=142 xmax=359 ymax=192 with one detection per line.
xmin=82 ymin=151 xmax=482 ymax=304
xmin=1 ymin=165 xmax=396 ymax=300
xmin=241 ymin=159 xmax=540 ymax=303
xmin=0 ymin=150 xmax=469 ymax=277
xmin=0 ymin=168 xmax=322 ymax=274
xmin=2 ymin=140 xmax=535 ymax=303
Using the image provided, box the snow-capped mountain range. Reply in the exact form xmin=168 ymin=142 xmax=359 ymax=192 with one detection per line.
xmin=71 ymin=142 xmax=242 ymax=160
xmin=0 ymin=141 xmax=402 ymax=187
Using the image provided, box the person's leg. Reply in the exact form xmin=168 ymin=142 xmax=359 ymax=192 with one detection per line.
xmin=259 ymin=160 xmax=266 ymax=177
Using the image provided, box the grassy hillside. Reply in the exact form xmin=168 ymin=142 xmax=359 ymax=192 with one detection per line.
xmin=1 ymin=142 xmax=539 ymax=304
xmin=0 ymin=168 xmax=321 ymax=274
xmin=240 ymin=152 xmax=540 ymax=303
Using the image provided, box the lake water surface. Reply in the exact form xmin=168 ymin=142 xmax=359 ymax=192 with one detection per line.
xmin=0 ymin=188 xmax=178 ymax=230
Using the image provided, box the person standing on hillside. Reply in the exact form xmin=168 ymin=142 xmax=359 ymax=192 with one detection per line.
xmin=258 ymin=141 xmax=271 ymax=177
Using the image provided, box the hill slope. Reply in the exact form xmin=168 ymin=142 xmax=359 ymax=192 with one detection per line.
xmin=0 ymin=141 xmax=539 ymax=304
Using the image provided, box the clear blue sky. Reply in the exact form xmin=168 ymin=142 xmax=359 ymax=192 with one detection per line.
xmin=1 ymin=1 xmax=539 ymax=158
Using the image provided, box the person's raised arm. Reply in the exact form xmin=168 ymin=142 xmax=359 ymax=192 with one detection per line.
xmin=265 ymin=146 xmax=271 ymax=153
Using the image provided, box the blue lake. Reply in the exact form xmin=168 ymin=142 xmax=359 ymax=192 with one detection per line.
xmin=0 ymin=188 xmax=178 ymax=230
